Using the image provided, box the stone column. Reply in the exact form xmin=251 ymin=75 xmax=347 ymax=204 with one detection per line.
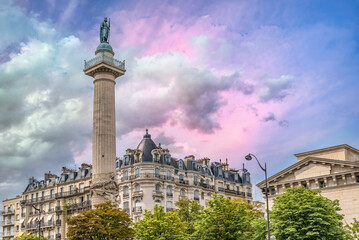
xmin=84 ymin=45 xmax=125 ymax=207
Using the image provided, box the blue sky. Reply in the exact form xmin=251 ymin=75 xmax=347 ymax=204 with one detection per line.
xmin=0 ymin=0 xmax=359 ymax=202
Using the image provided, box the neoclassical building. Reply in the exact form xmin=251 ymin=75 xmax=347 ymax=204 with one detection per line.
xmin=257 ymin=144 xmax=359 ymax=224
xmin=2 ymin=131 xmax=253 ymax=240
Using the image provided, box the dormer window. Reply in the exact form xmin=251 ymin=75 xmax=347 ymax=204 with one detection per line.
xmin=224 ymin=172 xmax=228 ymax=179
xmin=124 ymin=156 xmax=130 ymax=165
xmin=192 ymin=162 xmax=197 ymax=170
xmin=116 ymin=161 xmax=120 ymax=168
xmin=178 ymin=160 xmax=183 ymax=169
xmin=135 ymin=168 xmax=140 ymax=178
xmin=166 ymin=155 xmax=171 ymax=164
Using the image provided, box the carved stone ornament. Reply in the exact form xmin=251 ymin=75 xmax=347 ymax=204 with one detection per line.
xmin=91 ymin=172 xmax=120 ymax=204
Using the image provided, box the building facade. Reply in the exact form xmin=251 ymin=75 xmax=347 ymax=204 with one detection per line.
xmin=257 ymin=144 xmax=359 ymax=224
xmin=2 ymin=131 xmax=253 ymax=240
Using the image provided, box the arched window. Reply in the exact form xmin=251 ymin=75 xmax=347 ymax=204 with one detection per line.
xmin=179 ymin=174 xmax=184 ymax=182
xmin=123 ymin=186 xmax=129 ymax=196
xmin=166 ymin=170 xmax=172 ymax=180
xmin=178 ymin=160 xmax=183 ymax=169
xmin=155 ymin=184 xmax=161 ymax=191
xmin=123 ymin=171 xmax=128 ymax=180
xmin=180 ymin=189 xmax=186 ymax=196
xmin=135 ymin=184 xmax=140 ymax=192
xmin=166 ymin=186 xmax=173 ymax=196
xmin=166 ymin=201 xmax=173 ymax=212
xmin=194 ymin=190 xmax=199 ymax=200
xmin=154 ymin=168 xmax=160 ymax=178
xmin=135 ymin=168 xmax=140 ymax=178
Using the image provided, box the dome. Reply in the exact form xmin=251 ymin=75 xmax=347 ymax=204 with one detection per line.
xmin=137 ymin=129 xmax=157 ymax=162
xmin=95 ymin=42 xmax=114 ymax=55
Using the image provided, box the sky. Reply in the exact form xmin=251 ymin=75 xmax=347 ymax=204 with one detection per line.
xmin=0 ymin=0 xmax=359 ymax=202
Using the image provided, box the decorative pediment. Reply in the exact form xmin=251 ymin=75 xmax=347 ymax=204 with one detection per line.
xmin=258 ymin=157 xmax=359 ymax=187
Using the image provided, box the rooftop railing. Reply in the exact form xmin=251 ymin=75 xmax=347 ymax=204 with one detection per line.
xmin=84 ymin=53 xmax=125 ymax=70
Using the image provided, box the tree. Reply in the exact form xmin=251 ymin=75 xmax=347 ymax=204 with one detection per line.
xmin=194 ymin=195 xmax=263 ymax=240
xmin=134 ymin=204 xmax=187 ymax=240
xmin=345 ymin=218 xmax=359 ymax=240
xmin=250 ymin=217 xmax=267 ymax=240
xmin=67 ymin=201 xmax=134 ymax=240
xmin=175 ymin=198 xmax=204 ymax=236
xmin=271 ymin=187 xmax=346 ymax=240
xmin=14 ymin=235 xmax=47 ymax=240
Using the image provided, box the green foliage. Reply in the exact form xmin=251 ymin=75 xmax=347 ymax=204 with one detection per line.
xmin=14 ymin=235 xmax=47 ymax=240
xmin=194 ymin=195 xmax=263 ymax=240
xmin=134 ymin=204 xmax=187 ymax=240
xmin=250 ymin=217 xmax=267 ymax=240
xmin=271 ymin=187 xmax=346 ymax=240
xmin=345 ymin=218 xmax=359 ymax=240
xmin=67 ymin=201 xmax=134 ymax=240
xmin=174 ymin=198 xmax=204 ymax=236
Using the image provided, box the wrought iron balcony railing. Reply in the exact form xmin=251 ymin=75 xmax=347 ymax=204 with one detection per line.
xmin=84 ymin=53 xmax=125 ymax=70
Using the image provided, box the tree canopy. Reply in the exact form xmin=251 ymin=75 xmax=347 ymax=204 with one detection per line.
xmin=134 ymin=204 xmax=187 ymax=240
xmin=174 ymin=198 xmax=204 ymax=236
xmin=66 ymin=201 xmax=134 ymax=240
xmin=345 ymin=218 xmax=359 ymax=240
xmin=271 ymin=187 xmax=346 ymax=240
xmin=194 ymin=195 xmax=263 ymax=240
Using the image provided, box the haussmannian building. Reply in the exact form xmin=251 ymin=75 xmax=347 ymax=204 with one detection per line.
xmin=2 ymin=131 xmax=253 ymax=240
xmin=257 ymin=144 xmax=359 ymax=224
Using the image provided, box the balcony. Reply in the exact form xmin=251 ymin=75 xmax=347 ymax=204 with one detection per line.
xmin=56 ymin=233 xmax=61 ymax=240
xmin=3 ymin=221 xmax=14 ymax=226
xmin=132 ymin=207 xmax=142 ymax=213
xmin=66 ymin=201 xmax=92 ymax=211
xmin=132 ymin=190 xmax=144 ymax=198
xmin=2 ymin=210 xmax=15 ymax=215
xmin=176 ymin=179 xmax=189 ymax=185
xmin=200 ymin=182 xmax=215 ymax=190
xmin=218 ymin=187 xmax=225 ymax=192
xmin=166 ymin=192 xmax=173 ymax=197
xmin=166 ymin=208 xmax=173 ymax=212
xmin=2 ymin=232 xmax=14 ymax=237
xmin=225 ymin=189 xmax=237 ymax=195
xmin=123 ymin=193 xmax=129 ymax=198
xmin=84 ymin=53 xmax=125 ymax=70
xmin=55 ymin=187 xmax=90 ymax=198
xmin=21 ymin=195 xmax=55 ymax=204
xmin=194 ymin=196 xmax=200 ymax=201
xmin=152 ymin=190 xmax=164 ymax=198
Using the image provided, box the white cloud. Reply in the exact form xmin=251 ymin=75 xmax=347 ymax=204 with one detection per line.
xmin=258 ymin=75 xmax=294 ymax=102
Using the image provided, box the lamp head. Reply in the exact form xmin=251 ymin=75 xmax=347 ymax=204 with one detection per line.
xmin=245 ymin=154 xmax=252 ymax=161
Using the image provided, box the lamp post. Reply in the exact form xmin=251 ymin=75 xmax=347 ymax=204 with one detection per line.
xmin=31 ymin=205 xmax=42 ymax=240
xmin=245 ymin=153 xmax=271 ymax=240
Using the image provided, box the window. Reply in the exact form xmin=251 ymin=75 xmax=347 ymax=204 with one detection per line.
xmin=193 ymin=176 xmax=198 ymax=184
xmin=123 ymin=202 xmax=129 ymax=210
xmin=155 ymin=184 xmax=161 ymax=191
xmin=166 ymin=170 xmax=172 ymax=180
xmin=124 ymin=171 xmax=128 ymax=180
xmin=35 ymin=193 xmax=38 ymax=201
xmin=16 ymin=203 xmax=19 ymax=209
xmin=319 ymin=181 xmax=326 ymax=188
xmin=155 ymin=168 xmax=160 ymax=178
xmin=135 ymin=168 xmax=140 ymax=178
xmin=60 ymin=187 xmax=64 ymax=193
xmin=194 ymin=190 xmax=199 ymax=200
xmin=16 ymin=214 xmax=19 ymax=221
xmin=205 ymin=179 xmax=209 ymax=185
xmin=50 ymin=190 xmax=54 ymax=198
xmin=166 ymin=155 xmax=171 ymax=164
xmin=179 ymin=174 xmax=184 ymax=182
xmin=116 ymin=161 xmax=120 ymax=168
xmin=135 ymin=184 xmax=140 ymax=192
xmin=166 ymin=186 xmax=173 ymax=196
xmin=224 ymin=172 xmax=228 ymax=179
xmin=302 ymin=183 xmax=308 ymax=189
xmin=155 ymin=200 xmax=161 ymax=205
xmin=178 ymin=160 xmax=183 ymax=169
xmin=124 ymin=156 xmax=130 ymax=165
xmin=166 ymin=201 xmax=173 ymax=212
xmin=25 ymin=195 xmax=28 ymax=201
xmin=356 ymin=175 xmax=359 ymax=183
xmin=123 ymin=186 xmax=129 ymax=196
xmin=134 ymin=200 xmax=141 ymax=212
xmin=270 ymin=188 xmax=276 ymax=195
xmin=180 ymin=189 xmax=186 ymax=196
xmin=69 ymin=185 xmax=74 ymax=193
xmin=41 ymin=191 xmax=45 ymax=198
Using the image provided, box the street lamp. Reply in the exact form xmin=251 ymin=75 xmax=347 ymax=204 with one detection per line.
xmin=245 ymin=153 xmax=271 ymax=240
xmin=31 ymin=205 xmax=43 ymax=240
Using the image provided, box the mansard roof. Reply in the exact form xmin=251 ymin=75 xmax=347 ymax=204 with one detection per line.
xmin=256 ymin=156 xmax=359 ymax=188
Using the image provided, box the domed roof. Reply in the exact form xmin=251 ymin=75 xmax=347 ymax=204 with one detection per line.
xmin=137 ymin=129 xmax=157 ymax=162
xmin=95 ymin=42 xmax=114 ymax=55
